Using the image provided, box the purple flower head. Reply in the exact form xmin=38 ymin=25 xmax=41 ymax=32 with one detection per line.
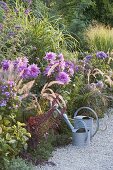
xmin=1 ymin=60 xmax=10 ymax=70
xmin=43 ymin=65 xmax=52 ymax=75
xmin=84 ymin=55 xmax=92 ymax=62
xmin=0 ymin=1 xmax=9 ymax=12
xmin=15 ymin=57 xmax=28 ymax=71
xmin=0 ymin=23 xmax=3 ymax=31
xmin=44 ymin=52 xmax=57 ymax=61
xmin=21 ymin=68 xmax=30 ymax=79
xmin=7 ymin=80 xmax=15 ymax=87
xmin=15 ymin=25 xmax=21 ymax=30
xmin=28 ymin=64 xmax=40 ymax=78
xmin=8 ymin=31 xmax=15 ymax=37
xmin=75 ymin=65 xmax=79 ymax=72
xmin=68 ymin=68 xmax=74 ymax=76
xmin=65 ymin=61 xmax=75 ymax=69
xmin=96 ymin=81 xmax=104 ymax=89
xmin=96 ymin=51 xmax=108 ymax=59
xmin=88 ymin=83 xmax=97 ymax=91
xmin=0 ymin=100 xmax=7 ymax=107
xmin=0 ymin=85 xmax=8 ymax=92
xmin=56 ymin=71 xmax=71 ymax=84
xmin=27 ymin=0 xmax=32 ymax=5
xmin=3 ymin=91 xmax=10 ymax=98
xmin=24 ymin=8 xmax=31 ymax=15
xmin=58 ymin=53 xmax=64 ymax=61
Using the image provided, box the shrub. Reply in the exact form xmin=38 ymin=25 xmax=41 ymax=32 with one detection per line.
xmin=0 ymin=57 xmax=42 ymax=169
xmin=0 ymin=1 xmax=77 ymax=63
xmin=5 ymin=157 xmax=34 ymax=170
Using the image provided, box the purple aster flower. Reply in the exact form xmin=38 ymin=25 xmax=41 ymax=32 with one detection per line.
xmin=28 ymin=64 xmax=40 ymax=78
xmin=0 ymin=1 xmax=9 ymax=12
xmin=68 ymin=68 xmax=74 ymax=76
xmin=24 ymin=8 xmax=31 ymax=15
xmin=96 ymin=81 xmax=104 ymax=89
xmin=43 ymin=65 xmax=52 ymax=75
xmin=27 ymin=0 xmax=32 ymax=5
xmin=44 ymin=52 xmax=57 ymax=61
xmin=85 ymin=55 xmax=92 ymax=60
xmin=75 ymin=65 xmax=79 ymax=71
xmin=56 ymin=71 xmax=71 ymax=84
xmin=14 ymin=8 xmax=19 ymax=13
xmin=0 ymin=100 xmax=7 ymax=107
xmin=58 ymin=53 xmax=64 ymax=61
xmin=1 ymin=60 xmax=10 ymax=70
xmin=8 ymin=31 xmax=15 ymax=37
xmin=4 ymin=92 xmax=10 ymax=97
xmin=65 ymin=61 xmax=75 ymax=69
xmin=21 ymin=68 xmax=30 ymax=79
xmin=0 ymin=85 xmax=8 ymax=91
xmin=96 ymin=51 xmax=108 ymax=59
xmin=7 ymin=80 xmax=15 ymax=87
xmin=84 ymin=55 xmax=92 ymax=62
xmin=0 ymin=23 xmax=3 ymax=31
xmin=88 ymin=83 xmax=97 ymax=91
xmin=15 ymin=25 xmax=21 ymax=30
xmin=15 ymin=57 xmax=28 ymax=71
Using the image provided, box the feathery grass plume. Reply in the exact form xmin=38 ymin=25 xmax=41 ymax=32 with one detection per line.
xmin=85 ymin=23 xmax=113 ymax=52
xmin=41 ymin=81 xmax=66 ymax=108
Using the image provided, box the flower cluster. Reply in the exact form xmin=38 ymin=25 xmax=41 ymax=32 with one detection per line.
xmin=0 ymin=81 xmax=18 ymax=108
xmin=84 ymin=55 xmax=92 ymax=63
xmin=1 ymin=57 xmax=40 ymax=79
xmin=43 ymin=52 xmax=75 ymax=84
xmin=88 ymin=81 xmax=104 ymax=91
xmin=0 ymin=57 xmax=40 ymax=108
xmin=0 ymin=1 xmax=9 ymax=12
xmin=96 ymin=51 xmax=108 ymax=59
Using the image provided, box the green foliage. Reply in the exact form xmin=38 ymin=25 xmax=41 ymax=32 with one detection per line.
xmin=28 ymin=125 xmax=71 ymax=163
xmin=30 ymin=139 xmax=54 ymax=161
xmin=0 ymin=1 xmax=77 ymax=63
xmin=62 ymin=71 xmax=108 ymax=118
xmin=0 ymin=115 xmax=31 ymax=169
xmin=85 ymin=24 xmax=113 ymax=52
xmin=87 ymin=0 xmax=113 ymax=27
xmin=5 ymin=157 xmax=34 ymax=170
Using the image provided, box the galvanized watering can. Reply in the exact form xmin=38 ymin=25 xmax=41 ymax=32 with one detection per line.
xmin=56 ymin=107 xmax=99 ymax=147
xmin=74 ymin=107 xmax=99 ymax=138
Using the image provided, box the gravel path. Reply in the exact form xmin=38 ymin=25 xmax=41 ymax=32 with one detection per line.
xmin=35 ymin=110 xmax=113 ymax=170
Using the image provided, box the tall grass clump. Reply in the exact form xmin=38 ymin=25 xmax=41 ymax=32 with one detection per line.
xmin=85 ymin=24 xmax=113 ymax=52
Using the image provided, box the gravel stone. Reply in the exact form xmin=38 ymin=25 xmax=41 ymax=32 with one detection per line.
xmin=35 ymin=109 xmax=113 ymax=170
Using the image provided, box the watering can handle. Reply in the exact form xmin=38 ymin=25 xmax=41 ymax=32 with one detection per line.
xmin=78 ymin=119 xmax=89 ymax=142
xmin=74 ymin=107 xmax=99 ymax=138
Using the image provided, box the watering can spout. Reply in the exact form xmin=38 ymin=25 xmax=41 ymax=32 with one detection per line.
xmin=55 ymin=108 xmax=74 ymax=131
xmin=63 ymin=114 xmax=74 ymax=131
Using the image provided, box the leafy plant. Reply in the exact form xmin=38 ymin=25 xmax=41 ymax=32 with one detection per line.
xmin=5 ymin=157 xmax=34 ymax=170
xmin=0 ymin=57 xmax=41 ymax=169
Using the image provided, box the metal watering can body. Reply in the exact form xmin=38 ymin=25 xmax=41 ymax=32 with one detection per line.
xmin=57 ymin=112 xmax=91 ymax=147
xmin=56 ymin=107 xmax=99 ymax=147
xmin=74 ymin=107 xmax=99 ymax=138
xmin=72 ymin=124 xmax=90 ymax=147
